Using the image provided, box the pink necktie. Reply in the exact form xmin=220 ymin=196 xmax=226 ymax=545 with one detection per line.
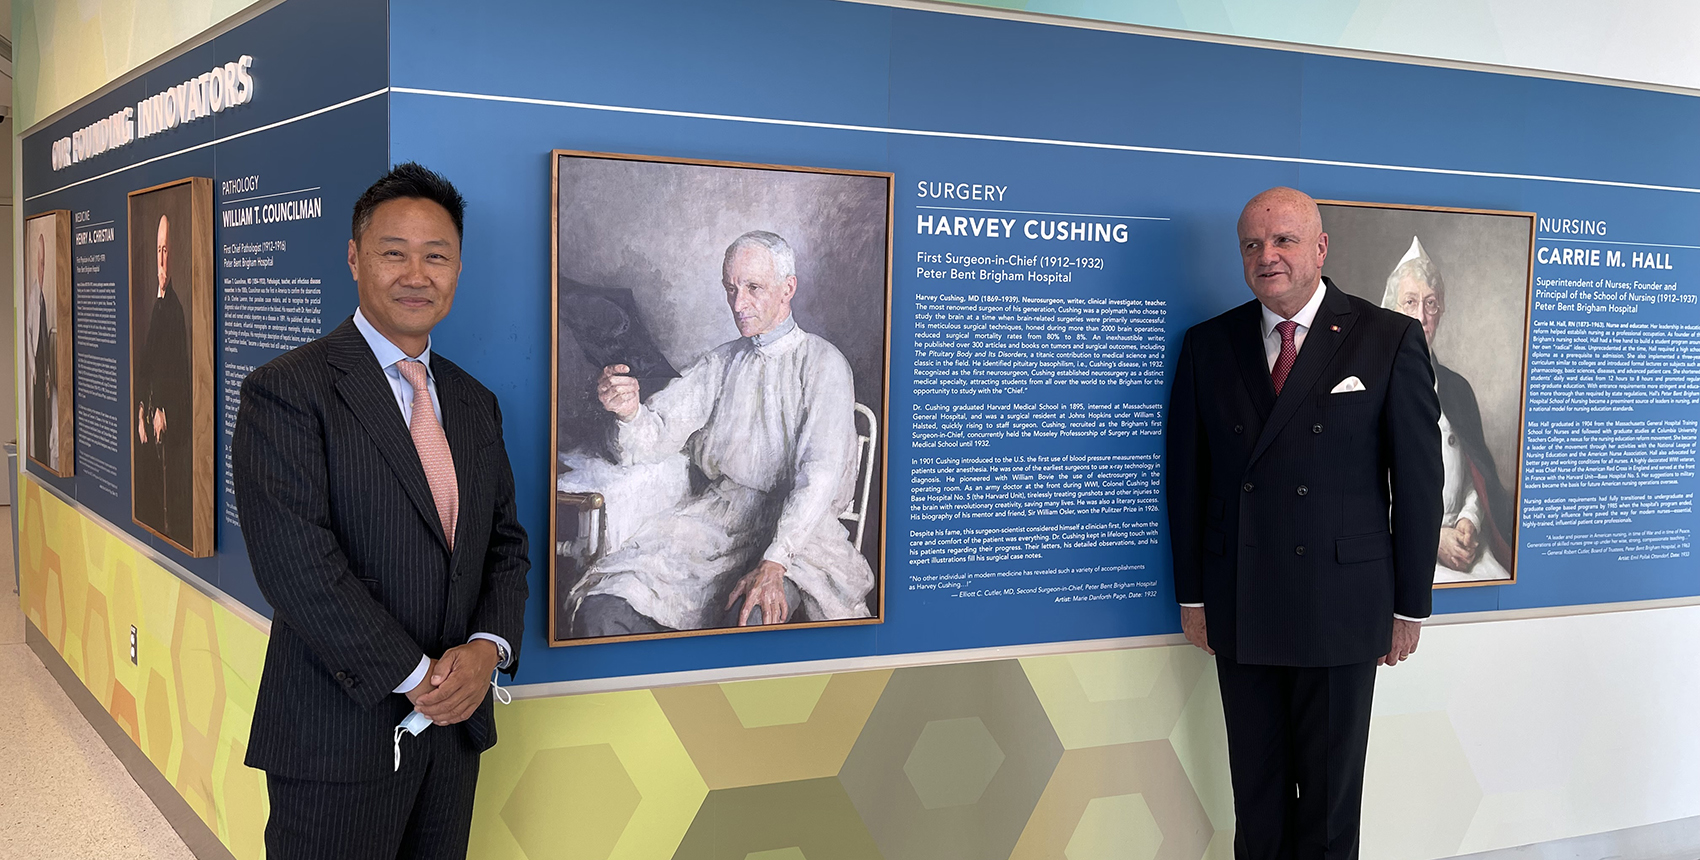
xmin=1271 ymin=320 xmax=1298 ymax=395
xmin=398 ymin=359 xmax=458 ymax=549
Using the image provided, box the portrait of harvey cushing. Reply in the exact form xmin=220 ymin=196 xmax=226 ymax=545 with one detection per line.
xmin=548 ymin=151 xmax=893 ymax=645
xmin=1319 ymin=200 xmax=1535 ymax=586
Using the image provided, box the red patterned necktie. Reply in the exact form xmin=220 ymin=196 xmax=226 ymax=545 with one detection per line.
xmin=398 ymin=359 xmax=458 ymax=549
xmin=1271 ymin=320 xmax=1299 ymax=395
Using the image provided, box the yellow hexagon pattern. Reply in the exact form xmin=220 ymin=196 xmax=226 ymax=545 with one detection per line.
xmin=653 ymin=670 xmax=891 ymax=790
xmin=21 ymin=479 xmax=1558 ymax=860
xmin=16 ymin=484 xmax=270 ymax=859
xmin=501 ymin=743 xmax=644 ymax=860
xmin=469 ymin=690 xmax=708 ymax=860
xmin=13 ymin=480 xmax=1223 ymax=860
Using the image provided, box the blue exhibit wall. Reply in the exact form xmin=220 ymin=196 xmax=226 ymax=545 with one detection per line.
xmin=19 ymin=0 xmax=390 ymax=612
xmin=21 ymin=0 xmax=1699 ymax=686
xmin=16 ymin=2 xmax=1700 ymax=858
xmin=388 ymin=0 xmax=1700 ymax=684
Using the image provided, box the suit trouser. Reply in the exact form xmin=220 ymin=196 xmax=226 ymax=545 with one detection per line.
xmin=264 ymin=719 xmax=482 ymax=860
xmin=1215 ymin=656 xmax=1378 ymax=860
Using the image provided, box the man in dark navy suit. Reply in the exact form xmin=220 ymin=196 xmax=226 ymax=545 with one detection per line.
xmin=1166 ymin=187 xmax=1443 ymax=859
xmin=234 ymin=163 xmax=528 ymax=860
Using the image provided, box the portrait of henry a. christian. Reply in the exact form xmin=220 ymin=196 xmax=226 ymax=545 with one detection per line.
xmin=25 ymin=210 xmax=74 ymax=477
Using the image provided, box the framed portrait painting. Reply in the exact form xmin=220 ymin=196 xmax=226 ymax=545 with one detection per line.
xmin=549 ymin=150 xmax=893 ymax=645
xmin=1319 ymin=199 xmax=1535 ymax=587
xmin=128 ymin=177 xmax=216 ymax=558
xmin=24 ymin=210 xmax=75 ymax=477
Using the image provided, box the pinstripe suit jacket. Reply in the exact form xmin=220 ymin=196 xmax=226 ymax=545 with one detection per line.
xmin=233 ymin=318 xmax=529 ymax=782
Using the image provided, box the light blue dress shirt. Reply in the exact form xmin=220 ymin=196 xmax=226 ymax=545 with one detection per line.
xmin=351 ymin=309 xmax=514 ymax=693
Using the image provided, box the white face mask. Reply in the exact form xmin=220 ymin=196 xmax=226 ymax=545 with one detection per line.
xmin=393 ymin=710 xmax=432 ymax=773
xmin=391 ymin=676 xmax=512 ymax=772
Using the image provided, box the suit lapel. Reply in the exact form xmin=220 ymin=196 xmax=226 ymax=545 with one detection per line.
xmin=1228 ymin=300 xmax=1276 ymax=422
xmin=324 ymin=319 xmax=451 ymax=553
xmin=1249 ymin=279 xmax=1357 ymax=467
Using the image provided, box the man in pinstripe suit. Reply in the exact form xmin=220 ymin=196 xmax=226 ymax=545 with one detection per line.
xmin=233 ymin=163 xmax=529 ymax=860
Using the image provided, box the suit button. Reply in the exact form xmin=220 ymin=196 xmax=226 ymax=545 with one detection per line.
xmin=334 ymin=671 xmax=347 ymax=681
xmin=344 ymin=675 xmax=359 ymax=688
xmin=1295 ymin=545 xmax=1306 ymax=556
xmin=1234 ymin=424 xmax=1244 ymax=434
xmin=1312 ymin=423 xmax=1323 ymax=434
xmin=1296 ymin=485 xmax=1308 ymax=496
xmin=1242 ymin=482 xmax=1254 ymax=493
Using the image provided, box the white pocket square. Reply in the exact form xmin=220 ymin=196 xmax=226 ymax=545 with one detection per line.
xmin=1330 ymin=376 xmax=1365 ymax=394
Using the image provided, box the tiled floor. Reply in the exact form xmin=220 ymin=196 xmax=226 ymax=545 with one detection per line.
xmin=0 ymin=506 xmax=196 ymax=859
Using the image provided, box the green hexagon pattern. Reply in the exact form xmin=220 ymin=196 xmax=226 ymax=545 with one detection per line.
xmin=672 ymin=777 xmax=883 ymax=860
xmin=904 ymin=717 xmax=1006 ymax=809
xmin=839 ymin=660 xmax=1063 ymax=860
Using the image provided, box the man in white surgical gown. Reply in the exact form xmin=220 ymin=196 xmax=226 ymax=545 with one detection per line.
xmin=568 ymin=231 xmax=875 ymax=636
xmin=1384 ymin=237 xmax=1515 ymax=583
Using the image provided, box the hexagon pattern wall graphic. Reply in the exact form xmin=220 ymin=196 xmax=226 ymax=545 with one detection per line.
xmin=470 ymin=689 xmax=707 ymax=860
xmin=217 ymin=738 xmax=269 ymax=860
xmin=654 ymin=670 xmax=891 ymax=790
xmin=27 ymin=478 xmax=1580 ymax=860
xmin=745 ymin=849 xmax=808 ymax=860
xmin=673 ymin=777 xmax=884 ymax=860
xmin=721 ymin=674 xmax=835 ymax=728
xmin=1166 ymin=658 xmax=1235 ymax=837
xmin=1066 ymin=793 xmax=1163 ymax=860
xmin=19 ymin=484 xmax=271 ymax=859
xmin=1021 ymin=646 xmax=1208 ymax=748
xmin=903 ymin=717 xmax=1006 ymax=809
xmin=82 ymin=586 xmax=116 ymax=703
xmin=501 ymin=744 xmax=643 ymax=860
xmin=1010 ymin=740 xmax=1213 ymax=860
xmin=838 ymin=660 xmax=1065 ymax=860
xmin=174 ymin=593 xmax=227 ymax=822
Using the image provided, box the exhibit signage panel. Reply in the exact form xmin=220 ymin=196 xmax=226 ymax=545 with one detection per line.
xmin=20 ymin=0 xmax=389 ymax=609
xmin=21 ymin=0 xmax=1700 ymax=682
xmin=389 ymin=0 xmax=1700 ymax=681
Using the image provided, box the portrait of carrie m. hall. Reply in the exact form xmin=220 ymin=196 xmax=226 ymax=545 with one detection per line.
xmin=549 ymin=150 xmax=893 ymax=645
xmin=1320 ymin=199 xmax=1535 ymax=587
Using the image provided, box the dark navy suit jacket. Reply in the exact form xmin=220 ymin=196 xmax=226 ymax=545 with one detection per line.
xmin=1166 ymin=279 xmax=1443 ymax=667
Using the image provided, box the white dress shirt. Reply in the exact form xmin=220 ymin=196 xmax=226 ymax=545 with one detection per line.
xmin=1258 ymin=279 xmax=1328 ymax=371
xmin=1181 ymin=282 xmax=1422 ymax=624
xmin=351 ymin=309 xmax=514 ymax=693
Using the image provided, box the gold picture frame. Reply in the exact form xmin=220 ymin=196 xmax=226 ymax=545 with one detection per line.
xmin=1318 ymin=199 xmax=1535 ymax=588
xmin=548 ymin=150 xmax=894 ymax=645
xmin=24 ymin=209 xmax=76 ymax=478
